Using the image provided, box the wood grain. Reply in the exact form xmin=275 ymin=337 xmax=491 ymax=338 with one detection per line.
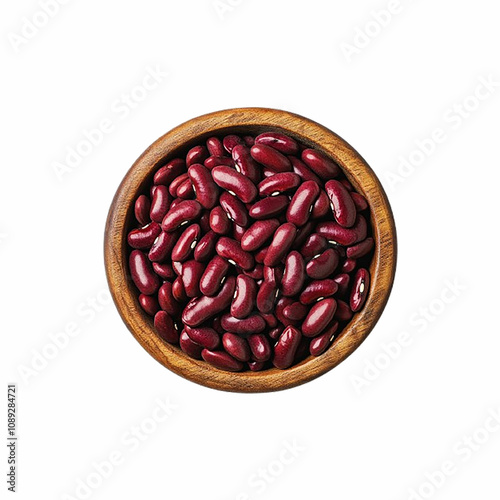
xmin=104 ymin=108 xmax=397 ymax=392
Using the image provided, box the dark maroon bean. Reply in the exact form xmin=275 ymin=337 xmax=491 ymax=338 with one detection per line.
xmin=194 ymin=230 xmax=218 ymax=262
xmin=241 ymin=219 xmax=280 ymax=252
xmin=283 ymin=302 xmax=308 ymax=321
xmin=150 ymin=185 xmax=171 ymax=223
xmin=316 ymin=215 xmax=368 ymax=246
xmin=209 ymin=206 xmax=231 ymax=235
xmin=171 ymin=224 xmax=201 ymax=262
xmin=216 ymin=237 xmax=254 ymax=270
xmin=293 ymin=221 xmax=314 ymax=249
xmin=200 ymin=255 xmax=230 ymax=296
xmin=258 ymin=172 xmax=301 ymax=196
xmin=188 ymin=163 xmax=219 ymax=209
xmin=162 ymin=200 xmax=202 ymax=232
xmin=221 ymin=313 xmax=266 ymax=335
xmin=231 ymin=275 xmax=258 ymax=318
xmin=158 ymin=282 xmax=179 ymax=315
xmin=212 ymin=166 xmax=258 ymax=203
xmin=248 ymin=334 xmax=271 ymax=362
xmin=154 ymin=311 xmax=179 ymax=344
xmin=257 ymin=279 xmax=278 ymax=314
xmin=180 ymin=330 xmax=203 ymax=359
xmin=335 ymin=299 xmax=353 ymax=322
xmin=202 ymin=349 xmax=243 ymax=372
xmin=233 ymin=223 xmax=246 ymax=242
xmin=243 ymin=265 xmax=264 ymax=280
xmin=129 ymin=250 xmax=159 ymax=295
xmin=254 ymin=245 xmax=269 ymax=264
xmin=148 ymin=230 xmax=176 ymax=262
xmin=273 ymin=326 xmax=302 ymax=369
xmin=299 ymin=279 xmax=338 ymax=305
xmin=181 ymin=260 xmax=205 ymax=298
xmin=223 ymin=134 xmax=244 ymax=153
xmin=255 ymin=132 xmax=299 ymax=155
xmin=134 ymin=195 xmax=151 ymax=226
xmin=261 ymin=313 xmax=278 ymax=328
xmin=248 ymin=360 xmax=266 ymax=371
xmin=172 ymin=276 xmax=187 ymax=302
xmin=333 ymin=273 xmax=350 ymax=295
xmin=204 ymin=155 xmax=234 ymax=169
xmin=325 ymin=180 xmax=357 ymax=228
xmin=302 ymin=298 xmax=337 ymax=337
xmin=176 ymin=178 xmax=194 ymax=199
xmin=186 ymin=145 xmax=209 ymax=167
xmin=168 ymin=173 xmax=189 ymax=197
xmin=350 ymin=268 xmax=370 ymax=312
xmin=243 ymin=135 xmax=255 ymax=146
xmin=212 ymin=316 xmax=224 ymax=335
xmin=269 ymin=326 xmax=284 ymax=340
xmin=185 ymin=325 xmax=220 ymax=350
xmin=153 ymin=158 xmax=185 ymax=186
xmin=128 ymin=222 xmax=161 ymax=250
xmin=220 ymin=192 xmax=249 ymax=227
xmin=286 ymin=181 xmax=320 ymax=226
xmin=171 ymin=260 xmax=183 ymax=276
xmin=206 ymin=136 xmax=225 ymax=157
xmin=232 ymin=145 xmax=260 ymax=183
xmin=289 ymin=156 xmax=322 ymax=184
xmin=342 ymin=258 xmax=357 ymax=273
xmin=339 ymin=178 xmax=354 ymax=191
xmin=250 ymin=144 xmax=291 ymax=172
xmin=264 ymin=223 xmax=296 ymax=267
xmin=311 ymin=190 xmax=330 ymax=219
xmin=152 ymin=262 xmax=175 ymax=280
xmin=249 ymin=195 xmax=288 ymax=219
xmin=222 ymin=333 xmax=251 ymax=362
xmin=347 ymin=237 xmax=374 ymax=259
xmin=351 ymin=192 xmax=368 ymax=211
xmin=138 ymin=294 xmax=160 ymax=316
xmin=300 ymin=233 xmax=328 ymax=259
xmin=301 ymin=149 xmax=340 ymax=179
xmin=306 ymin=248 xmax=339 ymax=279
xmin=281 ymin=251 xmax=305 ymax=297
xmin=310 ymin=321 xmax=339 ymax=356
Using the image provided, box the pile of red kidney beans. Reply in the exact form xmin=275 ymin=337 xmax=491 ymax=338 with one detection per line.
xmin=127 ymin=131 xmax=373 ymax=372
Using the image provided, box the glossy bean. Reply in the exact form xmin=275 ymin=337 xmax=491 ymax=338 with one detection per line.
xmin=342 ymin=258 xmax=357 ymax=273
xmin=256 ymin=279 xmax=278 ymax=314
xmin=293 ymin=221 xmax=314 ymax=249
xmin=325 ymin=180 xmax=357 ymax=228
xmin=161 ymin=200 xmax=202 ymax=231
xmin=176 ymin=178 xmax=194 ymax=199
xmin=241 ymin=219 xmax=280 ymax=252
xmin=255 ymin=132 xmax=299 ymax=155
xmin=220 ymin=192 xmax=249 ymax=227
xmin=200 ymin=255 xmax=230 ymax=296
xmin=152 ymin=262 xmax=175 ymax=280
xmin=243 ymin=264 xmax=264 ymax=280
xmin=204 ymin=155 xmax=234 ymax=169
xmin=171 ymin=260 xmax=183 ymax=276
xmin=171 ymin=224 xmax=201 ymax=262
xmin=134 ymin=194 xmax=151 ymax=226
xmin=264 ymin=223 xmax=296 ymax=267
xmin=258 ymin=172 xmax=301 ymax=196
xmin=223 ymin=134 xmax=244 ymax=153
xmin=138 ymin=294 xmax=160 ymax=316
xmin=300 ymin=233 xmax=328 ymax=259
xmin=306 ymin=248 xmax=339 ymax=279
xmin=335 ymin=299 xmax=353 ymax=322
xmin=206 ymin=136 xmax=225 ymax=157
xmin=281 ymin=251 xmax=305 ymax=297
xmin=286 ymin=181 xmax=320 ymax=226
xmin=299 ymin=279 xmax=339 ymax=305
xmin=232 ymin=145 xmax=260 ymax=183
xmin=186 ymin=145 xmax=208 ymax=167
xmin=221 ymin=313 xmax=266 ymax=335
xmin=211 ymin=166 xmax=258 ymax=203
xmin=250 ymin=144 xmax=292 ymax=172
xmin=158 ymin=282 xmax=180 ymax=315
xmin=248 ymin=360 xmax=266 ymax=371
xmin=302 ymin=298 xmax=337 ymax=337
xmin=148 ymin=230 xmax=176 ymax=262
xmin=153 ymin=158 xmax=185 ymax=185
xmin=231 ymin=275 xmax=258 ymax=318
xmin=209 ymin=206 xmax=231 ymax=234
xmin=233 ymin=223 xmax=246 ymax=242
xmin=128 ymin=222 xmax=161 ymax=249
xmin=248 ymin=334 xmax=272 ymax=362
xmin=179 ymin=330 xmax=203 ymax=359
xmin=333 ymin=273 xmax=350 ymax=295
xmin=283 ymin=302 xmax=308 ymax=321
xmin=316 ymin=215 xmax=368 ymax=246
xmin=181 ymin=260 xmax=205 ymax=298
xmin=347 ymin=237 xmax=374 ymax=259
xmin=172 ymin=276 xmax=187 ymax=302
xmin=201 ymin=349 xmax=244 ymax=372
xmin=194 ymin=230 xmax=218 ymax=262
xmin=185 ymin=325 xmax=220 ymax=350
xmin=351 ymin=192 xmax=368 ymax=212
xmin=311 ymin=190 xmax=330 ymax=218
xmin=129 ymin=250 xmax=159 ymax=295
xmin=350 ymin=268 xmax=370 ymax=312
xmin=188 ymin=163 xmax=219 ymax=209
xmin=222 ymin=333 xmax=251 ymax=362
xmin=301 ymin=149 xmax=340 ymax=179
xmin=309 ymin=321 xmax=339 ymax=356
xmin=168 ymin=173 xmax=189 ymax=197
xmin=249 ymin=195 xmax=288 ymax=219
xmin=216 ymin=237 xmax=255 ymax=270
xmin=273 ymin=326 xmax=302 ymax=369
xmin=262 ymin=313 xmax=278 ymax=328
xmin=289 ymin=156 xmax=322 ymax=184
xmin=154 ymin=311 xmax=179 ymax=344
xmin=254 ymin=245 xmax=269 ymax=264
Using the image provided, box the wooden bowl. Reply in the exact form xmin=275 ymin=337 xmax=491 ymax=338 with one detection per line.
xmin=104 ymin=108 xmax=397 ymax=392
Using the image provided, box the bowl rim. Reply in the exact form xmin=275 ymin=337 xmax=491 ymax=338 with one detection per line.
xmin=104 ymin=107 xmax=397 ymax=393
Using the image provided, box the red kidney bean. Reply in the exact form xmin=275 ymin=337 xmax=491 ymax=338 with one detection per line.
xmin=258 ymin=172 xmax=301 ymax=196
xmin=241 ymin=219 xmax=280 ymax=251
xmin=350 ymin=268 xmax=370 ymax=312
xmin=299 ymin=279 xmax=338 ymax=305
xmin=273 ymin=326 xmax=302 ymax=369
xmin=231 ymin=275 xmax=257 ymax=318
xmin=248 ymin=334 xmax=272 ymax=362
xmin=286 ymin=180 xmax=320 ymax=226
xmin=138 ymin=294 xmax=160 ymax=316
xmin=339 ymin=178 xmax=353 ymax=191
xmin=302 ymin=298 xmax=337 ymax=337
xmin=289 ymin=156 xmax=322 ymax=184
xmin=171 ymin=224 xmax=201 ymax=262
xmin=250 ymin=144 xmax=292 ymax=172
xmin=306 ymin=248 xmax=339 ymax=279
xmin=248 ymin=360 xmax=266 ymax=371
xmin=153 ymin=158 xmax=185 ymax=186
xmin=301 ymin=149 xmax=340 ymax=179
xmin=168 ymin=173 xmax=189 ymax=197
xmin=261 ymin=313 xmax=278 ymax=328
xmin=209 ymin=206 xmax=231 ymax=235
xmin=185 ymin=325 xmax=220 ymax=350
xmin=283 ymin=302 xmax=308 ymax=321
xmin=325 ymin=180 xmax=357 ymax=228
xmin=257 ymin=279 xmax=278 ymax=314
xmin=342 ymin=258 xmax=357 ymax=273
xmin=130 ymin=250 xmax=160 ymax=295
xmin=135 ymin=194 xmax=151 ymax=226
xmin=202 ymin=349 xmax=243 ymax=372
xmin=221 ymin=313 xmax=266 ymax=335
xmin=152 ymin=262 xmax=175 ymax=280
xmin=211 ymin=166 xmax=258 ymax=203
xmin=158 ymin=282 xmax=180 ymax=315
xmin=206 ymin=136 xmax=225 ymax=157
xmin=351 ymin=192 xmax=368 ymax=211
xmin=171 ymin=260 xmax=183 ymax=276
xmin=213 ymin=317 xmax=225 ymax=335
xmin=233 ymin=223 xmax=246 ymax=242
xmin=194 ymin=230 xmax=218 ymax=262
xmin=180 ymin=330 xmax=203 ymax=359
xmin=154 ymin=311 xmax=179 ymax=344
xmin=243 ymin=135 xmax=255 ymax=146
xmin=300 ymin=233 xmax=328 ymax=259
xmin=216 ymin=237 xmax=254 ymax=270
xmin=281 ymin=251 xmax=305 ymax=297
xmin=182 ymin=276 xmax=236 ymax=327
xmin=186 ymin=145 xmax=209 ymax=167
xmin=232 ymin=145 xmax=260 ymax=183
xmin=128 ymin=222 xmax=162 ymax=250
xmin=347 ymin=237 xmax=374 ymax=259
xmin=309 ymin=321 xmax=339 ymax=356
xmin=172 ymin=276 xmax=187 ymax=302
xmin=223 ymin=134 xmax=244 ymax=153
xmin=149 ymin=186 xmax=171 ymax=223
xmin=335 ymin=299 xmax=353 ymax=322
xmin=254 ymin=245 xmax=269 ymax=264
xmin=255 ymin=132 xmax=299 ymax=155
xmin=222 ymin=333 xmax=251 ymax=362
xmin=316 ymin=215 xmax=368 ymax=246
xmin=200 ymin=255 xmax=230 ymax=296
xmin=333 ymin=273 xmax=350 ymax=295
xmin=181 ymin=260 xmax=205 ymax=298
xmin=243 ymin=264 xmax=264 ymax=280
xmin=220 ymin=192 xmax=249 ymax=227
xmin=204 ymin=155 xmax=234 ymax=169
xmin=311 ymin=190 xmax=330 ymax=218
xmin=188 ymin=163 xmax=219 ymax=209
xmin=264 ymin=223 xmax=296 ymax=267
xmin=162 ymin=200 xmax=202 ymax=231
xmin=176 ymin=178 xmax=194 ymax=199
xmin=293 ymin=221 xmax=314 ymax=249
xmin=249 ymin=195 xmax=288 ymax=219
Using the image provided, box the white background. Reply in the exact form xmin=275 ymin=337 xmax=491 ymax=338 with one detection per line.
xmin=2 ymin=1 xmax=499 ymax=499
